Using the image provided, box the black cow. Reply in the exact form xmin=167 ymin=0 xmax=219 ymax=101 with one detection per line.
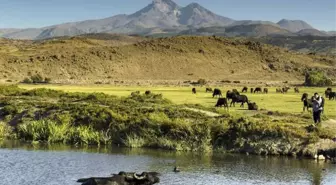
xmin=145 ymin=90 xmax=151 ymax=95
xmin=206 ymin=88 xmax=213 ymax=93
xmin=282 ymin=87 xmax=290 ymax=93
xmin=215 ymin=98 xmax=229 ymax=110
xmin=192 ymin=88 xmax=196 ymax=94
xmin=250 ymin=88 xmax=254 ymax=93
xmin=77 ymin=171 xmax=160 ymax=185
xmin=226 ymin=90 xmax=239 ymax=100
xmin=263 ymin=88 xmax=268 ymax=94
xmin=301 ymin=93 xmax=312 ymax=111
xmin=248 ymin=102 xmax=258 ymax=110
xmin=325 ymin=88 xmax=332 ymax=98
xmin=294 ymin=87 xmax=299 ymax=93
xmin=254 ymin=87 xmax=262 ymax=93
xmin=329 ymin=92 xmax=336 ymax=100
xmin=276 ymin=88 xmax=283 ymax=93
xmin=232 ymin=89 xmax=240 ymax=95
xmin=230 ymin=94 xmax=249 ymax=107
xmin=242 ymin=87 xmax=248 ymax=93
xmin=213 ymin=88 xmax=222 ymax=98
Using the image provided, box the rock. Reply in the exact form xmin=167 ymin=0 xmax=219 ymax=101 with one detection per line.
xmin=77 ymin=171 xmax=160 ymax=185
xmin=314 ymin=154 xmax=326 ymax=161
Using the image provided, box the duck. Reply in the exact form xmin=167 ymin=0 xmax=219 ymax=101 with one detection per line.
xmin=173 ymin=166 xmax=180 ymax=173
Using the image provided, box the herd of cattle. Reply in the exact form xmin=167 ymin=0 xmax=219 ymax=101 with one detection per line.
xmin=191 ymin=86 xmax=336 ymax=111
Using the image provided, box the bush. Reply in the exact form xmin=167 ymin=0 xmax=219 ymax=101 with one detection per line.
xmin=197 ymin=79 xmax=207 ymax=85
xmin=22 ymin=77 xmax=32 ymax=83
xmin=304 ymin=70 xmax=333 ymax=86
xmin=30 ymin=74 xmax=44 ymax=83
xmin=22 ymin=74 xmax=51 ymax=84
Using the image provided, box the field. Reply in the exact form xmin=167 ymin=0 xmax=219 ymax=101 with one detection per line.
xmin=19 ymin=84 xmax=336 ymax=119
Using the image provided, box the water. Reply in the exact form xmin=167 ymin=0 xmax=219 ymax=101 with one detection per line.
xmin=0 ymin=140 xmax=335 ymax=185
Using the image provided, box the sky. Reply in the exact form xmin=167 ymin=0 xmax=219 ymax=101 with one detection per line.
xmin=0 ymin=0 xmax=335 ymax=31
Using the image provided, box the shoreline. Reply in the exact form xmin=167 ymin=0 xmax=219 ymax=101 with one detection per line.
xmin=0 ymin=85 xmax=335 ymax=162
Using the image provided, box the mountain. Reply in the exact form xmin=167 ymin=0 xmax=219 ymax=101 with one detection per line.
xmin=1 ymin=0 xmax=233 ymax=40
xmin=296 ymin=29 xmax=329 ymax=37
xmin=179 ymin=24 xmax=295 ymax=37
xmin=277 ymin=19 xmax=314 ymax=32
xmin=327 ymin=31 xmax=336 ymax=36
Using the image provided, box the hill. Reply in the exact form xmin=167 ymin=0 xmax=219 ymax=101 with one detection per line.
xmin=256 ymin=35 xmax=336 ymax=55
xmin=0 ymin=35 xmax=335 ymax=84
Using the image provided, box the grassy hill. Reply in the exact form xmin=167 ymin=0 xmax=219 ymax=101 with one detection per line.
xmin=0 ymin=35 xmax=335 ymax=84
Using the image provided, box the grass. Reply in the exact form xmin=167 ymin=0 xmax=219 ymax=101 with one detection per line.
xmin=19 ymin=84 xmax=336 ymax=118
xmin=0 ymin=84 xmax=335 ymax=157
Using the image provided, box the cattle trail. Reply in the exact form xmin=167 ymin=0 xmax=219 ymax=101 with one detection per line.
xmin=184 ymin=107 xmax=221 ymax=117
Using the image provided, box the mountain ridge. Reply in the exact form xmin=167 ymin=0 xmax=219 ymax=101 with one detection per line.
xmin=0 ymin=0 xmax=333 ymax=40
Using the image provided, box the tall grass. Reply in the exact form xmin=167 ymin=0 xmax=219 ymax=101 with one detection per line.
xmin=0 ymin=122 xmax=13 ymax=139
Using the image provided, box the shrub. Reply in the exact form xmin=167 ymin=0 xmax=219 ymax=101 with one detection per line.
xmin=30 ymin=74 xmax=44 ymax=83
xmin=304 ymin=70 xmax=333 ymax=86
xmin=22 ymin=77 xmax=32 ymax=83
xmin=197 ymin=78 xmax=207 ymax=85
xmin=44 ymin=77 xmax=52 ymax=83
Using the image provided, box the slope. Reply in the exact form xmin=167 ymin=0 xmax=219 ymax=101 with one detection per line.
xmin=0 ymin=35 xmax=335 ymax=83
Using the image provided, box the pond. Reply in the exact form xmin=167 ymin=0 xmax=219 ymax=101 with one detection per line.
xmin=0 ymin=140 xmax=335 ymax=185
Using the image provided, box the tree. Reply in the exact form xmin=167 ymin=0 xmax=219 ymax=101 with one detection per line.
xmin=304 ymin=70 xmax=332 ymax=86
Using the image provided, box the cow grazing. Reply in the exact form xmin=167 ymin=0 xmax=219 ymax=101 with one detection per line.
xmin=329 ymin=92 xmax=336 ymax=100
xmin=248 ymin=102 xmax=258 ymax=110
xmin=232 ymin=89 xmax=240 ymax=95
xmin=242 ymin=87 xmax=248 ymax=93
xmin=192 ymin=88 xmax=196 ymax=94
xmin=294 ymin=87 xmax=299 ymax=93
xmin=282 ymin=87 xmax=290 ymax=93
xmin=215 ymin=98 xmax=229 ymax=110
xmin=213 ymin=88 xmax=222 ymax=98
xmin=276 ymin=88 xmax=283 ymax=93
xmin=254 ymin=87 xmax=262 ymax=93
xmin=206 ymin=88 xmax=213 ymax=93
xmin=230 ymin=94 xmax=249 ymax=107
xmin=250 ymin=88 xmax=254 ymax=93
xmin=325 ymin=88 xmax=332 ymax=98
xmin=226 ymin=90 xmax=239 ymax=100
xmin=301 ymin=93 xmax=312 ymax=111
xmin=145 ymin=90 xmax=151 ymax=95
xmin=263 ymin=88 xmax=268 ymax=94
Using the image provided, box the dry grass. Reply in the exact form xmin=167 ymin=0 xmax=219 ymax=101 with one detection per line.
xmin=0 ymin=36 xmax=335 ymax=83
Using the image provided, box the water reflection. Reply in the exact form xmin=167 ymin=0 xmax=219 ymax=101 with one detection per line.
xmin=0 ymin=140 xmax=335 ymax=185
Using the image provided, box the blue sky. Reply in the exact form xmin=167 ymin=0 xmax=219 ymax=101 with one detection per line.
xmin=0 ymin=0 xmax=335 ymax=31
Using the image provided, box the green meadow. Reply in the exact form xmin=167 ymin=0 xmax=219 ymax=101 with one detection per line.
xmin=19 ymin=84 xmax=336 ymax=118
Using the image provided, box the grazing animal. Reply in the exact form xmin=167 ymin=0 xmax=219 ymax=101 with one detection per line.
xmin=329 ymin=92 xmax=336 ymax=100
xmin=263 ymin=88 xmax=268 ymax=94
xmin=254 ymin=87 xmax=262 ymax=93
xmin=242 ymin=87 xmax=248 ymax=93
xmin=232 ymin=89 xmax=240 ymax=95
xmin=250 ymin=88 xmax=254 ymax=93
xmin=77 ymin=171 xmax=160 ymax=185
xmin=215 ymin=98 xmax=229 ymax=110
xmin=192 ymin=88 xmax=196 ymax=94
xmin=294 ymin=87 xmax=300 ymax=93
xmin=230 ymin=94 xmax=249 ymax=107
xmin=145 ymin=90 xmax=151 ymax=95
xmin=282 ymin=87 xmax=290 ymax=93
xmin=206 ymin=88 xmax=213 ymax=93
xmin=276 ymin=88 xmax=283 ymax=93
xmin=226 ymin=90 xmax=239 ymax=100
xmin=248 ymin=102 xmax=258 ymax=110
xmin=325 ymin=88 xmax=332 ymax=98
xmin=212 ymin=88 xmax=222 ymax=98
xmin=301 ymin=93 xmax=312 ymax=111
